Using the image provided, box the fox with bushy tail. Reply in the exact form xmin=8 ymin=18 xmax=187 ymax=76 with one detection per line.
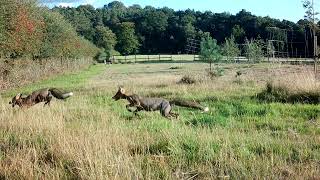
xmin=9 ymin=88 xmax=73 ymax=108
xmin=112 ymin=87 xmax=209 ymax=118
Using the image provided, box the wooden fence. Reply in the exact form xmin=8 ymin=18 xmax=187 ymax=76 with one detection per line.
xmin=110 ymin=54 xmax=316 ymax=65
xmin=111 ymin=54 xmax=199 ymax=63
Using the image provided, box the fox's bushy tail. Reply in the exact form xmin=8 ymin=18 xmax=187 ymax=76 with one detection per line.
xmin=49 ymin=88 xmax=73 ymax=100
xmin=170 ymin=99 xmax=209 ymax=112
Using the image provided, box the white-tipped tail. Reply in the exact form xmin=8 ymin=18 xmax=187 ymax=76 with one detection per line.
xmin=62 ymin=92 xmax=73 ymax=99
xmin=203 ymin=107 xmax=209 ymax=112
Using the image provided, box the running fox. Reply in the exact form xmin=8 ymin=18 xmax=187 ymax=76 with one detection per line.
xmin=9 ymin=88 xmax=73 ymax=108
xmin=112 ymin=87 xmax=209 ymax=118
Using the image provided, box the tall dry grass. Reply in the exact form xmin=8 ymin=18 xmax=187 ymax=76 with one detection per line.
xmin=0 ymin=58 xmax=93 ymax=90
xmin=258 ymin=68 xmax=320 ymax=103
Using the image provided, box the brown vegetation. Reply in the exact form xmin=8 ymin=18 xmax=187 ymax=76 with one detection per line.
xmin=0 ymin=58 xmax=93 ymax=90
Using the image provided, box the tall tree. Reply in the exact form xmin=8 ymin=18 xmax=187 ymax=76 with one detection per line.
xmin=200 ymin=34 xmax=222 ymax=71
xmin=115 ymin=22 xmax=139 ymax=55
xmin=222 ymin=35 xmax=240 ymax=62
xmin=95 ymin=26 xmax=116 ymax=50
xmin=232 ymin=25 xmax=245 ymax=43
xmin=303 ymin=0 xmax=319 ymax=75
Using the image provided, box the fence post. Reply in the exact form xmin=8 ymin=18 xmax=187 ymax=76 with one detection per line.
xmin=159 ymin=54 xmax=161 ymax=61
xmin=194 ymin=54 xmax=196 ymax=61
xmin=171 ymin=55 xmax=173 ymax=61
xmin=125 ymin=55 xmax=127 ymax=63
xmin=148 ymin=55 xmax=150 ymax=61
xmin=135 ymin=54 xmax=137 ymax=63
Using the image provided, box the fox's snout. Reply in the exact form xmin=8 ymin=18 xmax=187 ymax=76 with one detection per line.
xmin=112 ymin=95 xmax=120 ymax=101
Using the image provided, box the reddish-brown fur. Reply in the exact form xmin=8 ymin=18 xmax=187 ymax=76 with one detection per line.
xmin=9 ymin=88 xmax=73 ymax=108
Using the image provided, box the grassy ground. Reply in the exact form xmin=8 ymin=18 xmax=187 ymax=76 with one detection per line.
xmin=0 ymin=62 xmax=319 ymax=179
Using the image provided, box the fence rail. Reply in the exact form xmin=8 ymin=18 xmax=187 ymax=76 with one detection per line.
xmin=111 ymin=54 xmax=200 ymax=63
xmin=110 ymin=54 xmax=316 ymax=64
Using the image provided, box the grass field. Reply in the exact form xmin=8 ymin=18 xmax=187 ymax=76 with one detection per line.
xmin=0 ymin=62 xmax=319 ymax=179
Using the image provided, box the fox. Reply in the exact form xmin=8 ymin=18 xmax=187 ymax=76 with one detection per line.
xmin=112 ymin=87 xmax=209 ymax=118
xmin=9 ymin=88 xmax=73 ymax=108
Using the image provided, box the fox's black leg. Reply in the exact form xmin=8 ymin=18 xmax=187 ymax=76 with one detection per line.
xmin=44 ymin=96 xmax=52 ymax=107
xmin=126 ymin=104 xmax=134 ymax=112
xmin=133 ymin=106 xmax=143 ymax=116
xmin=169 ymin=112 xmax=179 ymax=119
xmin=44 ymin=100 xmax=51 ymax=107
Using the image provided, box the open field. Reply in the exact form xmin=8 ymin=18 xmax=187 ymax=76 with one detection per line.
xmin=0 ymin=62 xmax=319 ymax=179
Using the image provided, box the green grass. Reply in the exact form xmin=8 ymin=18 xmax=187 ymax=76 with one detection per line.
xmin=0 ymin=62 xmax=319 ymax=179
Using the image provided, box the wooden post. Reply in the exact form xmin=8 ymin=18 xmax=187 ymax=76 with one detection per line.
xmin=125 ymin=55 xmax=127 ymax=63
xmin=159 ymin=54 xmax=161 ymax=61
xmin=314 ymin=36 xmax=318 ymax=78
xmin=267 ymin=40 xmax=270 ymax=62
xmin=148 ymin=55 xmax=150 ymax=61
xmin=171 ymin=55 xmax=173 ymax=61
xmin=135 ymin=54 xmax=137 ymax=63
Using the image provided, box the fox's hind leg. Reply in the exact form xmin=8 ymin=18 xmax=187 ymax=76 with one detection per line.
xmin=44 ymin=95 xmax=53 ymax=107
xmin=169 ymin=112 xmax=179 ymax=119
xmin=161 ymin=103 xmax=178 ymax=119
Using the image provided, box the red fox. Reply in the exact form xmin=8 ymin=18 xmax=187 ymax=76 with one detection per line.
xmin=112 ymin=87 xmax=209 ymax=118
xmin=9 ymin=88 xmax=73 ymax=108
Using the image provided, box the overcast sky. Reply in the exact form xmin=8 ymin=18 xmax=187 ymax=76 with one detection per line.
xmin=40 ymin=0 xmax=314 ymax=23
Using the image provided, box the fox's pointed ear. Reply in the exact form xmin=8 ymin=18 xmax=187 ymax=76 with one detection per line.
xmin=120 ymin=87 xmax=125 ymax=94
xmin=15 ymin=93 xmax=21 ymax=100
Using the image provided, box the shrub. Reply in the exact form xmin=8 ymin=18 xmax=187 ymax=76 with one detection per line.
xmin=208 ymin=66 xmax=225 ymax=78
xmin=257 ymin=79 xmax=320 ymax=104
xmin=178 ymin=75 xmax=196 ymax=84
xmin=0 ymin=0 xmax=99 ymax=59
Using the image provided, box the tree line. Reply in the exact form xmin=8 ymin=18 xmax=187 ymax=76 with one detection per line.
xmin=0 ymin=0 xmax=99 ymax=59
xmin=0 ymin=0 xmax=317 ymax=60
xmin=53 ymin=1 xmax=317 ymax=58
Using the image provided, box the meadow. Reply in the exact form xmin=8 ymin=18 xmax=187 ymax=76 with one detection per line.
xmin=0 ymin=62 xmax=319 ymax=179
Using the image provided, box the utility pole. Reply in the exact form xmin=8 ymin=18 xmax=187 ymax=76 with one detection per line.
xmin=304 ymin=0 xmax=319 ymax=78
xmin=312 ymin=0 xmax=318 ymax=78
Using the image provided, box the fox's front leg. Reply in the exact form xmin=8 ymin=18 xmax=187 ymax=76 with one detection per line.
xmin=133 ymin=106 xmax=144 ymax=116
xmin=126 ymin=104 xmax=135 ymax=112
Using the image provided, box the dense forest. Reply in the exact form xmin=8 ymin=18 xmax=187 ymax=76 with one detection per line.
xmin=0 ymin=0 xmax=318 ymax=59
xmin=53 ymin=1 xmax=318 ymax=57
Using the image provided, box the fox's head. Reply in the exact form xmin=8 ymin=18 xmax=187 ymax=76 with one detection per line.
xmin=9 ymin=93 xmax=22 ymax=107
xmin=112 ymin=87 xmax=126 ymax=101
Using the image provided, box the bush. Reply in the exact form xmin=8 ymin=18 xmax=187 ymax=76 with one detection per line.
xmin=0 ymin=0 xmax=99 ymax=59
xmin=208 ymin=66 xmax=225 ymax=78
xmin=257 ymin=81 xmax=320 ymax=104
xmin=178 ymin=75 xmax=196 ymax=84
